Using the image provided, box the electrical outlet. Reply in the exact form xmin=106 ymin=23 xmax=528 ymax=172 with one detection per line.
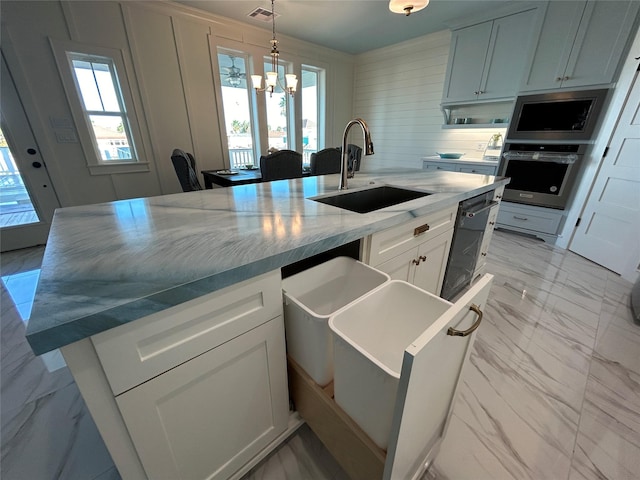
xmin=477 ymin=142 xmax=486 ymax=151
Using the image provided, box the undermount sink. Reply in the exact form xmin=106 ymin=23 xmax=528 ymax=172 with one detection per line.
xmin=311 ymin=186 xmax=431 ymax=214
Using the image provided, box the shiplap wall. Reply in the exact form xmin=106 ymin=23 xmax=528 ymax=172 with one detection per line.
xmin=353 ymin=30 xmax=507 ymax=171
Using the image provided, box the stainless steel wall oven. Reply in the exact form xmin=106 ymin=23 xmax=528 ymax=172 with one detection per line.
xmin=498 ymin=143 xmax=587 ymax=209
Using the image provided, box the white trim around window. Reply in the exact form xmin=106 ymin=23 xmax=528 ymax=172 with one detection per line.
xmin=50 ymin=39 xmax=149 ymax=175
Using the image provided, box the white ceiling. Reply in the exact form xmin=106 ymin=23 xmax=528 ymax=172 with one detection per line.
xmin=175 ymin=0 xmax=518 ymax=54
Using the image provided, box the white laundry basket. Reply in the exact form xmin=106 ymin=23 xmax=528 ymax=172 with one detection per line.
xmin=328 ymin=280 xmax=451 ymax=449
xmin=282 ymin=257 xmax=389 ymax=386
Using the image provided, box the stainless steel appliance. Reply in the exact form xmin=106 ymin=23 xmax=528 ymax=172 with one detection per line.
xmin=498 ymin=142 xmax=587 ymax=209
xmin=506 ymin=89 xmax=608 ymax=142
xmin=441 ymin=191 xmax=497 ymax=301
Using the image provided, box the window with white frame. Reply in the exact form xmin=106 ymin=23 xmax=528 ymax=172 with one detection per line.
xmin=67 ymin=53 xmax=137 ymax=163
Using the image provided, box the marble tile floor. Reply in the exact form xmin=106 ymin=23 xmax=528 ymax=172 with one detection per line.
xmin=1 ymin=230 xmax=638 ymax=480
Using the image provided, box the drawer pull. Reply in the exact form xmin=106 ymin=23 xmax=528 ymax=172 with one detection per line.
xmin=513 ymin=215 xmax=528 ymax=221
xmin=414 ymin=224 xmax=430 ymax=236
xmin=447 ymin=304 xmax=483 ymax=337
xmin=412 ymin=255 xmax=427 ymax=265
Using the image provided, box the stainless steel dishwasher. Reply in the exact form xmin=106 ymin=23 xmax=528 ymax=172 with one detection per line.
xmin=441 ymin=191 xmax=497 ymax=301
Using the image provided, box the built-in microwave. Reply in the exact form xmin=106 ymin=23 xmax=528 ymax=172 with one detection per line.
xmin=506 ymin=89 xmax=608 ymax=142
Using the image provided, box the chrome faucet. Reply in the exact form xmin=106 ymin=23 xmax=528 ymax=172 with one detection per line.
xmin=339 ymin=118 xmax=374 ymax=190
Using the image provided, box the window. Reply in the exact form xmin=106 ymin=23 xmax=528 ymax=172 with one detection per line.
xmin=217 ymin=51 xmax=256 ymax=169
xmin=301 ymin=67 xmax=320 ymax=161
xmin=263 ymin=61 xmax=290 ymax=151
xmin=67 ymin=54 xmax=136 ymax=163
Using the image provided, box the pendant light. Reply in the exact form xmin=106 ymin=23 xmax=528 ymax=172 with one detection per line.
xmin=389 ymin=0 xmax=429 ymax=16
xmin=251 ymin=0 xmax=298 ymax=97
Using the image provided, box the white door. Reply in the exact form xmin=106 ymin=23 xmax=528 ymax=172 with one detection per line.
xmin=569 ymin=70 xmax=640 ymax=281
xmin=0 ymin=54 xmax=60 ymax=252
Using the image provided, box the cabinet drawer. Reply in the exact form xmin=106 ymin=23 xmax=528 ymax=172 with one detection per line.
xmin=422 ymin=161 xmax=458 ymax=172
xmin=497 ymin=203 xmax=562 ymax=235
xmin=93 ymin=270 xmax=282 ymax=395
xmin=458 ymin=165 xmax=497 ymax=175
xmin=367 ymin=204 xmax=458 ymax=266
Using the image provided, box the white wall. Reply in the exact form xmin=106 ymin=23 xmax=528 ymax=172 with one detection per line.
xmin=1 ymin=0 xmax=355 ymax=206
xmin=352 ymin=30 xmax=508 ymax=172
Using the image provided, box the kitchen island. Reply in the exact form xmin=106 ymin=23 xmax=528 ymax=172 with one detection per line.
xmin=25 ymin=168 xmax=509 ymax=480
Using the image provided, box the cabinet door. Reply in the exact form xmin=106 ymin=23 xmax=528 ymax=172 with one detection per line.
xmin=384 ymin=274 xmax=493 ymax=480
xmin=412 ymin=230 xmax=453 ymax=296
xmin=442 ymin=21 xmax=492 ymax=103
xmin=561 ymin=0 xmax=640 ymax=89
xmin=479 ymin=9 xmax=537 ymax=100
xmin=474 ymin=203 xmax=500 ymax=274
xmin=374 ymin=247 xmax=417 ymax=283
xmin=520 ymin=1 xmax=585 ymax=92
xmin=115 ymin=317 xmax=289 ymax=480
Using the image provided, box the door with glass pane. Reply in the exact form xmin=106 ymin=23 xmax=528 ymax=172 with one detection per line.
xmin=1 ymin=54 xmax=60 ymax=252
xmin=217 ymin=50 xmax=257 ymax=169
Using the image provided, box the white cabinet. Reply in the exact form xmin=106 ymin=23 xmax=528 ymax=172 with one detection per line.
xmin=442 ymin=8 xmax=538 ymax=103
xmin=496 ymin=201 xmax=565 ymax=242
xmin=375 ymin=230 xmax=453 ymax=295
xmin=116 ymin=317 xmax=289 ymax=480
xmin=475 ymin=186 xmax=504 ymax=276
xmin=422 ymin=159 xmax=498 ymax=176
xmin=521 ymin=0 xmax=640 ymax=91
xmin=362 ymin=204 xmax=458 ymax=296
xmin=62 ymin=269 xmax=290 ymax=480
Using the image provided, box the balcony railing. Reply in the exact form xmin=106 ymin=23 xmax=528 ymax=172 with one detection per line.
xmin=229 ymin=148 xmax=315 ymax=169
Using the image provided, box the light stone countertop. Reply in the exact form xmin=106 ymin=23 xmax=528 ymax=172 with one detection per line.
xmin=26 ymin=168 xmax=509 ymax=354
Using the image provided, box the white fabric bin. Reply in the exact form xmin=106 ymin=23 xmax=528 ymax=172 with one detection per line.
xmin=328 ymin=280 xmax=451 ymax=449
xmin=282 ymin=257 xmax=389 ymax=386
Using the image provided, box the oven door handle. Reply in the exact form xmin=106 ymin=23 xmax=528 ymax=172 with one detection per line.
xmin=462 ymin=200 xmax=499 ymax=218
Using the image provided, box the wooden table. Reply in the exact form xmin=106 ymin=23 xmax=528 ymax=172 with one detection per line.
xmin=202 ymin=168 xmax=312 ymax=188
xmin=201 ymin=169 xmax=262 ymax=188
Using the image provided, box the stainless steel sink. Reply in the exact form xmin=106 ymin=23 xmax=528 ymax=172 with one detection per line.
xmin=311 ymin=186 xmax=431 ymax=213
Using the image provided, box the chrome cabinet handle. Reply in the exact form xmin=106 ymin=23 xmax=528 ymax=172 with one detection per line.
xmin=447 ymin=304 xmax=483 ymax=337
xmin=556 ymin=77 xmax=563 ymax=81
xmin=412 ymin=255 xmax=427 ymax=265
xmin=513 ymin=215 xmax=528 ymax=221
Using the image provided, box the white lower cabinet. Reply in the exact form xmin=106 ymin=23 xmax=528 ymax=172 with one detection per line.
xmin=475 ymin=202 xmax=500 ymax=275
xmin=362 ymin=204 xmax=457 ymax=296
xmin=61 ymin=270 xmax=290 ymax=480
xmin=116 ymin=317 xmax=289 ymax=480
xmin=375 ymin=229 xmax=453 ymax=295
xmin=496 ymin=201 xmax=564 ymax=242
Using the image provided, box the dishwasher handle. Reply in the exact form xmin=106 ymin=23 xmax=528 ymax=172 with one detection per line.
xmin=463 ymin=200 xmax=499 ymax=218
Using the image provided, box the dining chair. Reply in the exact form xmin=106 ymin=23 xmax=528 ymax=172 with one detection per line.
xmin=259 ymin=149 xmax=303 ymax=181
xmin=310 ymin=148 xmax=341 ymax=175
xmin=171 ymin=148 xmax=203 ymax=192
xmin=345 ymin=144 xmax=363 ymax=172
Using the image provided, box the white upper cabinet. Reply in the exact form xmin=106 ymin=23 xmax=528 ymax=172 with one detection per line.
xmin=521 ymin=0 xmax=640 ymax=92
xmin=442 ymin=8 xmax=538 ymax=104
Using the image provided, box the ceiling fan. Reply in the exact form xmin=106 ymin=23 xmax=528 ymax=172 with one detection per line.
xmin=221 ymin=55 xmax=246 ymax=88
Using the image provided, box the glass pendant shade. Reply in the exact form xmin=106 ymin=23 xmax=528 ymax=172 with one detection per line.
xmin=389 ymin=0 xmax=429 ymax=15
xmin=251 ymin=75 xmax=263 ymax=89
xmin=266 ymin=71 xmax=278 ymax=88
xmin=285 ymin=74 xmax=298 ymax=93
